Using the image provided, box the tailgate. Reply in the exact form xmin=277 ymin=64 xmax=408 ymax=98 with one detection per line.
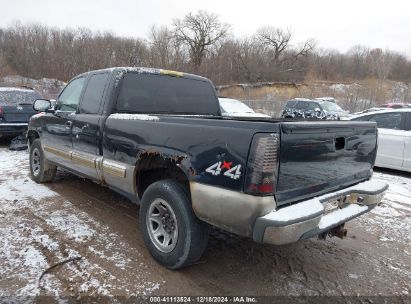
xmin=1 ymin=105 xmax=35 ymax=123
xmin=275 ymin=121 xmax=377 ymax=206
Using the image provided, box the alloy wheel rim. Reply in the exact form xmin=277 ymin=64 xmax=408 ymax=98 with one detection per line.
xmin=146 ymin=198 xmax=179 ymax=253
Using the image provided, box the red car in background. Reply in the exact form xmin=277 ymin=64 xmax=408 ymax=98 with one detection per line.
xmin=380 ymin=103 xmax=411 ymax=109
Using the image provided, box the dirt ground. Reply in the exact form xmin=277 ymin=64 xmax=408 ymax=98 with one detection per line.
xmin=0 ymin=138 xmax=410 ymax=300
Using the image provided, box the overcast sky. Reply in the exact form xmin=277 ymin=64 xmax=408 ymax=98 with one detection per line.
xmin=1 ymin=0 xmax=410 ymax=56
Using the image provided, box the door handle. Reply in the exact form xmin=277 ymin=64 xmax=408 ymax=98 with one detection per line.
xmin=65 ymin=121 xmax=73 ymax=128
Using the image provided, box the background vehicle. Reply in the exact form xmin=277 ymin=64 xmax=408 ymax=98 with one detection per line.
xmin=28 ymin=67 xmax=386 ymax=269
xmin=282 ymin=98 xmax=351 ymax=120
xmin=0 ymin=86 xmax=42 ymax=137
xmin=350 ymin=108 xmax=411 ymax=172
xmin=219 ymin=97 xmax=270 ymax=118
xmin=314 ymin=97 xmax=337 ymax=103
xmin=380 ymin=103 xmax=410 ymax=109
xmin=352 ymin=107 xmax=384 ymax=115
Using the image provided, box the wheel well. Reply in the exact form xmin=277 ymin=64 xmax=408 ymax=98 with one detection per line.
xmin=136 ymin=153 xmax=190 ymax=199
xmin=27 ymin=130 xmax=40 ymax=146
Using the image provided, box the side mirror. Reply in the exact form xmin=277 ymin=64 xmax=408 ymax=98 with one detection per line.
xmin=33 ymin=99 xmax=52 ymax=112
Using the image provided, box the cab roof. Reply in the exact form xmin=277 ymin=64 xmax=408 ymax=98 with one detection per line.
xmin=77 ymin=67 xmax=210 ymax=82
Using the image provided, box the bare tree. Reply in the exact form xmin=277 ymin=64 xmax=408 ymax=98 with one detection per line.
xmin=255 ymin=26 xmax=292 ymax=63
xmin=173 ymin=10 xmax=229 ymax=71
xmin=254 ymin=26 xmax=315 ymax=80
xmin=148 ymin=25 xmax=175 ymax=68
xmin=368 ymin=48 xmax=394 ymax=81
xmin=0 ymin=18 xmax=410 ymax=88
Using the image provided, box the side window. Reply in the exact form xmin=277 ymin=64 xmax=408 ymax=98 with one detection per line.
xmin=404 ymin=113 xmax=411 ymax=131
xmin=286 ymin=100 xmax=297 ymax=108
xmin=308 ymin=102 xmax=319 ymax=111
xmin=57 ymin=77 xmax=85 ymax=112
xmin=295 ymin=101 xmax=308 ymax=110
xmin=369 ymin=113 xmax=402 ymax=129
xmin=79 ymin=73 xmax=109 ymax=114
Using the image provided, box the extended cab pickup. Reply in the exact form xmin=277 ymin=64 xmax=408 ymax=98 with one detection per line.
xmin=28 ymin=67 xmax=388 ymax=269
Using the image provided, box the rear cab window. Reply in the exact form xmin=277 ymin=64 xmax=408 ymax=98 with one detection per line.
xmin=115 ymin=73 xmax=219 ymax=115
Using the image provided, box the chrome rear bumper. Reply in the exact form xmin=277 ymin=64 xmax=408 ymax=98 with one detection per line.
xmin=253 ymin=180 xmax=388 ymax=245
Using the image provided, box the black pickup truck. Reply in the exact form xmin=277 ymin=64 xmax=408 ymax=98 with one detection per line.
xmin=28 ymin=67 xmax=388 ymax=269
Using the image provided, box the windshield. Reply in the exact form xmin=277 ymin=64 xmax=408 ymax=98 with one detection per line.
xmin=0 ymin=88 xmax=41 ymax=106
xmin=318 ymin=101 xmax=344 ymax=112
xmin=219 ymin=98 xmax=255 ymax=114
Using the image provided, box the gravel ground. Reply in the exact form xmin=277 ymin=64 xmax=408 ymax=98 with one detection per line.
xmin=0 ymin=142 xmax=410 ymax=300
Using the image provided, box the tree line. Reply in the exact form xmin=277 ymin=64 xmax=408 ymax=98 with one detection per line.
xmin=0 ymin=10 xmax=410 ymax=85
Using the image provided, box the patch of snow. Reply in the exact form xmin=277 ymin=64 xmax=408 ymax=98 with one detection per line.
xmin=109 ymin=113 xmax=159 ymax=121
xmin=264 ymin=179 xmax=387 ymax=224
xmin=318 ymin=204 xmax=368 ymax=229
xmin=0 ymin=150 xmax=57 ymax=202
xmin=0 ymin=176 xmax=57 ymax=202
xmin=321 ymin=180 xmax=388 ymax=201
xmin=0 ymin=148 xmax=162 ymax=297
xmin=0 ymin=87 xmax=33 ymax=92
xmin=263 ymin=198 xmax=323 ymax=222
xmin=348 ymin=273 xmax=359 ymax=279
xmin=356 ymin=170 xmax=411 ymax=244
xmin=46 ymin=210 xmax=95 ymax=242
xmin=20 ymin=246 xmax=48 ymax=269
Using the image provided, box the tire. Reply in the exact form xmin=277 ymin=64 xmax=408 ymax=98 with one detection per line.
xmin=139 ymin=179 xmax=209 ymax=269
xmin=29 ymin=139 xmax=57 ymax=183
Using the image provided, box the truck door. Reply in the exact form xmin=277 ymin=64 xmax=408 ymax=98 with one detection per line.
xmin=42 ymin=77 xmax=86 ymax=167
xmin=402 ymin=112 xmax=411 ymax=170
xmin=71 ymin=72 xmax=110 ymax=180
xmin=370 ymin=112 xmax=404 ymax=168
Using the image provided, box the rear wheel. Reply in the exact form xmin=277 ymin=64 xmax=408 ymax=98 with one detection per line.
xmin=29 ymin=139 xmax=56 ymax=183
xmin=139 ymin=179 xmax=209 ymax=269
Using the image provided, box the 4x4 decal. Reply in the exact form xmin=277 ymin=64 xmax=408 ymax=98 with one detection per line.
xmin=205 ymin=161 xmax=242 ymax=180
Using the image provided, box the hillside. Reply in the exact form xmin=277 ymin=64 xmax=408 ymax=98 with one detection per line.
xmin=0 ymin=75 xmax=66 ymax=99
xmin=217 ymin=79 xmax=410 ymax=116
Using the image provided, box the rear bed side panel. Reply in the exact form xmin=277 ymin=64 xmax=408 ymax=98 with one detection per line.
xmin=102 ymin=116 xmax=280 ymax=235
xmin=102 ymin=116 xmax=281 ymax=193
xmin=275 ymin=121 xmax=377 ymax=206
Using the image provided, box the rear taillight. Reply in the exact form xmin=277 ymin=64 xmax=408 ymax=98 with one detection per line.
xmin=245 ymin=133 xmax=279 ymax=195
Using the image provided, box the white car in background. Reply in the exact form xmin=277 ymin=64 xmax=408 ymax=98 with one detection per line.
xmin=218 ymin=97 xmax=270 ymax=118
xmin=350 ymin=108 xmax=411 ymax=172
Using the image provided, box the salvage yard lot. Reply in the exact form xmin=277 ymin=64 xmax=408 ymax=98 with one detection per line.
xmin=0 ymin=140 xmax=410 ymax=298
